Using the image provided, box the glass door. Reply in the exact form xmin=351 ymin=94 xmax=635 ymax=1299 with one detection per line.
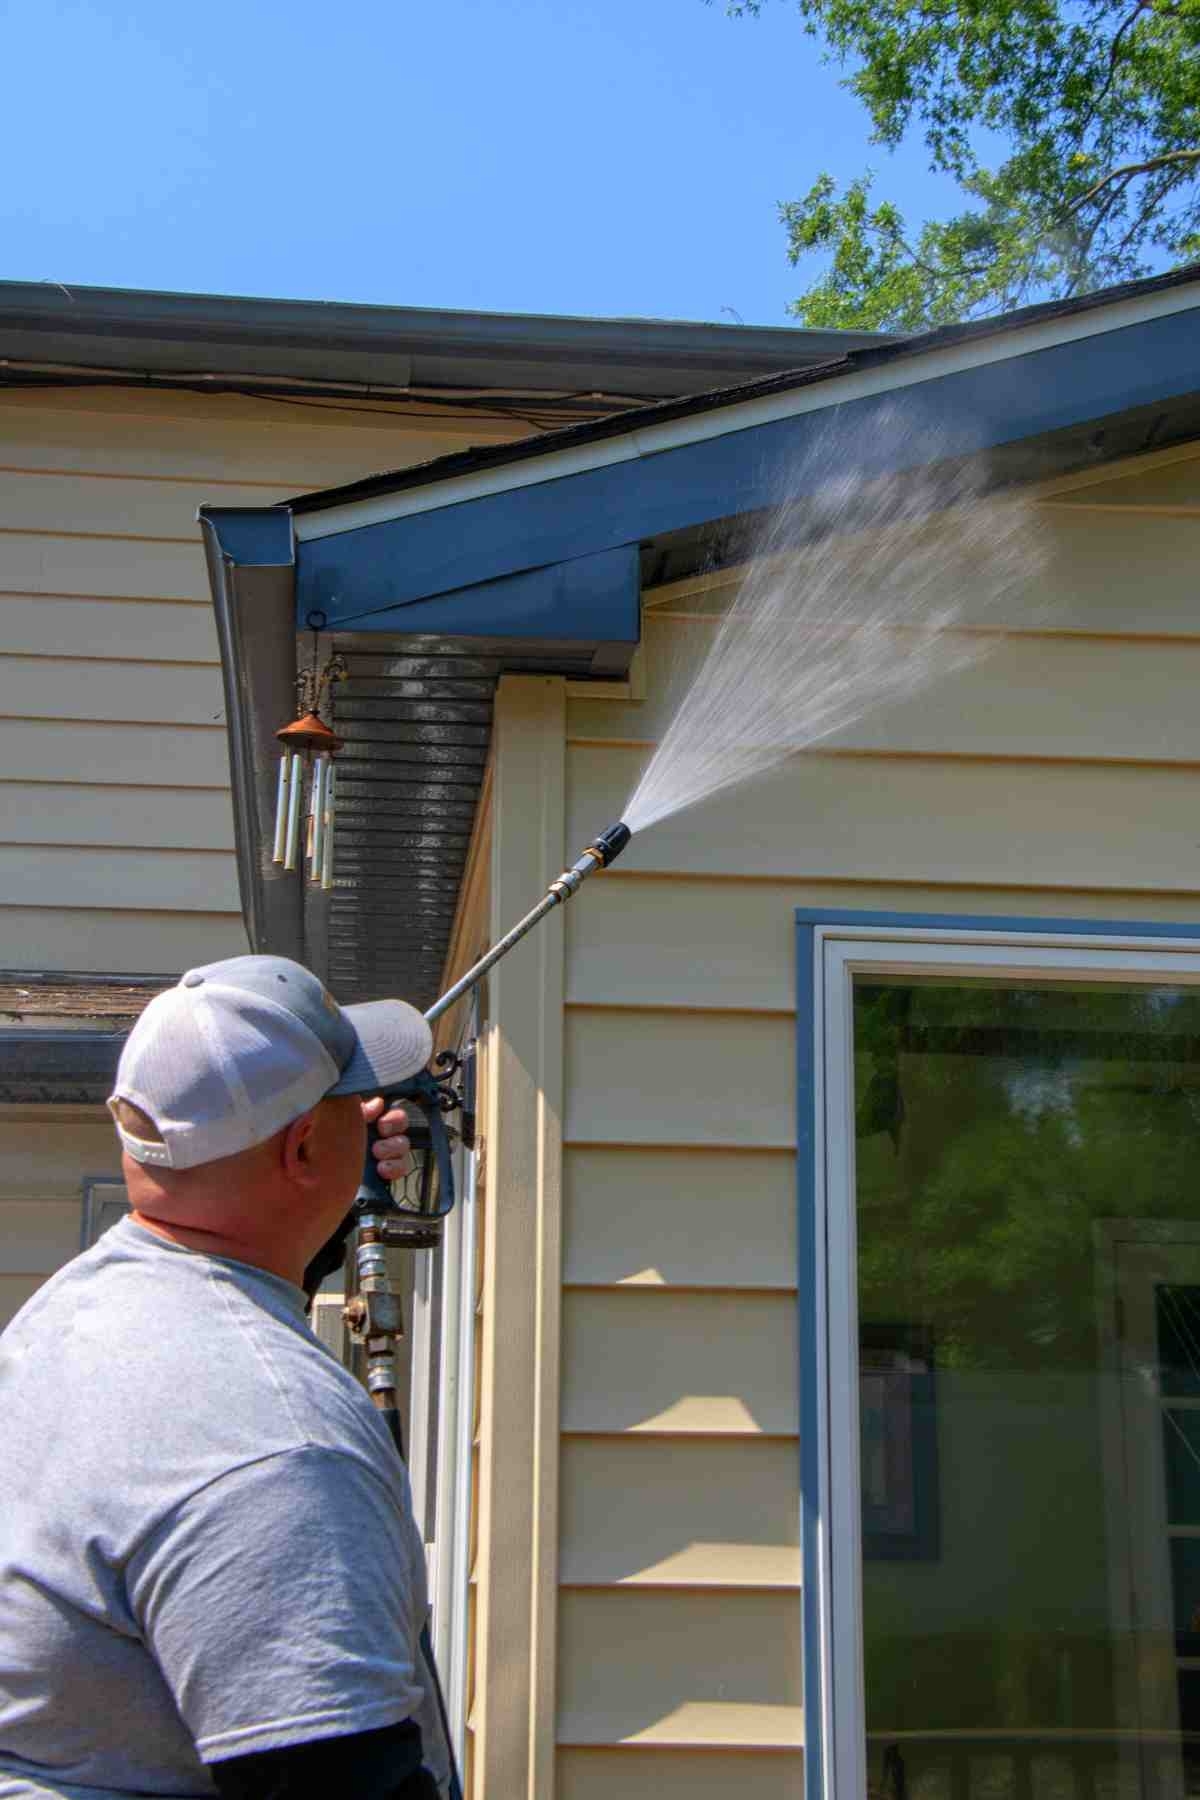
xmin=818 ymin=940 xmax=1200 ymax=1800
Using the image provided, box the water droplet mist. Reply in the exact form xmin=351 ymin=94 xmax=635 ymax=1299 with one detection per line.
xmin=622 ymin=417 xmax=1047 ymax=838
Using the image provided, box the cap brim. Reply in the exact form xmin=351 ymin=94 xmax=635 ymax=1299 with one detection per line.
xmin=327 ymin=998 xmax=433 ymax=1096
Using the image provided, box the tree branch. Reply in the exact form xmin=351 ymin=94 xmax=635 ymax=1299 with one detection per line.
xmin=1064 ymin=147 xmax=1200 ymax=218
xmin=1081 ymin=0 xmax=1151 ymax=127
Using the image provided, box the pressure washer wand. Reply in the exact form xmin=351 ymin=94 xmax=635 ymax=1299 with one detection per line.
xmin=422 ymin=819 xmax=631 ymax=1025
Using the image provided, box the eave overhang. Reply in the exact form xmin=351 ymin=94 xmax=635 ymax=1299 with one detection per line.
xmin=205 ymin=267 xmax=1200 ymax=1009
xmin=0 ymin=977 xmax=165 ymax=1105
xmin=201 ymin=504 xmax=640 ymax=1003
xmin=290 ymin=267 xmax=1200 ymax=629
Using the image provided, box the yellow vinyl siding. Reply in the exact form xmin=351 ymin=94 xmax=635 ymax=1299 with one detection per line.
xmin=562 ymin=1288 xmax=797 ymax=1437
xmin=0 ymin=718 xmax=229 ymax=788
xmin=0 ymin=1109 xmax=121 ymax=1324
xmin=565 ymin=1009 xmax=794 ymax=1148
xmin=0 ymin=470 xmax=303 ymax=539
xmin=571 ymin=620 xmax=1200 ymax=760
xmin=563 ymin=1145 xmax=795 ymax=1289
xmin=0 ymin=383 xmax=519 ymax=484
xmin=0 ymin=786 xmax=234 ymax=851
xmin=556 ymin=1749 xmax=805 ymax=1799
xmin=0 ymin=657 xmax=222 ymax=725
xmin=556 ymin=1589 xmax=803 ymax=1747
xmin=0 ymin=595 xmax=219 ymax=662
xmin=0 ymin=846 xmax=240 ymax=912
xmin=550 ymin=445 xmax=1200 ymax=1796
xmin=0 ymin=907 xmax=246 ymax=973
xmin=559 ymin=1437 xmax=801 ymax=1588
xmin=0 ymin=385 xmax=525 ymax=975
xmin=568 ymin=749 xmax=1200 ymax=892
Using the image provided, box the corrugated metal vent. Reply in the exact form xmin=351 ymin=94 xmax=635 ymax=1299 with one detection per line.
xmin=327 ymin=639 xmax=497 ymax=1006
xmin=325 ymin=634 xmax=604 ymax=1008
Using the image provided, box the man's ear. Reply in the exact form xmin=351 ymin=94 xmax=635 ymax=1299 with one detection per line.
xmin=281 ymin=1110 xmax=320 ymax=1187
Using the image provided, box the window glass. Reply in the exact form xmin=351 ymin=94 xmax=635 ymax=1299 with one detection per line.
xmin=852 ymin=979 xmax=1200 ymax=1800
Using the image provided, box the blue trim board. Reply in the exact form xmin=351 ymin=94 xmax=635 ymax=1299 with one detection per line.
xmin=793 ymin=905 xmax=1200 ymax=938
xmin=793 ymin=903 xmax=1200 ymax=1800
xmin=298 ymin=304 xmax=1200 ymax=628
xmin=315 ymin=542 xmax=641 ymax=652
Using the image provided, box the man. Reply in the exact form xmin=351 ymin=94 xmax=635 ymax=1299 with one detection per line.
xmin=0 ymin=955 xmax=453 ymax=1799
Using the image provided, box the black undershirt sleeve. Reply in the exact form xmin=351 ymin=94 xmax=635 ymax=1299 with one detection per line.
xmin=208 ymin=1719 xmax=440 ymax=1800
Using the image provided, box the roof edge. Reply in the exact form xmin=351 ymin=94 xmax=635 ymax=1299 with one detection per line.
xmin=288 ymin=263 xmax=1200 ymax=522
xmin=0 ymin=278 xmax=890 ymax=397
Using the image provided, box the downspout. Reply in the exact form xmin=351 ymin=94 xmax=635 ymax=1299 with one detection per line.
xmin=201 ymin=511 xmax=307 ymax=966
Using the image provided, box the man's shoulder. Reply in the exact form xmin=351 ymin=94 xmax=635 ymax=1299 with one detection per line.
xmin=3 ymin=1223 xmax=395 ymax=1493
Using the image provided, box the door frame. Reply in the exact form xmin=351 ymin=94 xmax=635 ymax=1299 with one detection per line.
xmin=796 ymin=909 xmax=1200 ymax=1800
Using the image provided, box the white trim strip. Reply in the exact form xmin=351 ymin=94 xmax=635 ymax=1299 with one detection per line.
xmin=294 ymin=281 xmax=1200 ymax=544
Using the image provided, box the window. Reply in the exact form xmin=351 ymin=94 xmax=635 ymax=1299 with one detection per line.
xmin=81 ymin=1177 xmax=129 ymax=1248
xmin=804 ymin=918 xmax=1200 ymax=1800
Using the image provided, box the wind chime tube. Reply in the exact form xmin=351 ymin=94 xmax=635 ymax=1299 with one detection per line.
xmin=320 ymin=763 xmax=335 ymax=891
xmin=306 ymin=756 xmax=319 ymax=870
xmin=283 ymin=752 xmax=304 ymax=870
xmin=309 ymin=754 xmax=328 ymax=880
xmin=272 ymin=754 xmax=292 ymax=865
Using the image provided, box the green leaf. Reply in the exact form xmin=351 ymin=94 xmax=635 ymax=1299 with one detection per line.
xmin=726 ymin=0 xmax=1200 ymax=325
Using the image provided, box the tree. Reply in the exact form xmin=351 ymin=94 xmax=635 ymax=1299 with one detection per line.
xmin=723 ymin=0 xmax=1200 ymax=329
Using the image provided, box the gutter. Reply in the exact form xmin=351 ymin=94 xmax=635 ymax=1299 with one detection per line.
xmin=0 ymin=279 xmax=890 ymax=399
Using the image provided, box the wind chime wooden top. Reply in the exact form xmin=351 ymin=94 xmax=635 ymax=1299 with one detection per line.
xmin=273 ymin=613 xmax=347 ymax=888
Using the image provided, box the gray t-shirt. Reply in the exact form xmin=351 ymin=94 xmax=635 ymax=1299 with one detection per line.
xmin=0 ymin=1216 xmax=450 ymax=1798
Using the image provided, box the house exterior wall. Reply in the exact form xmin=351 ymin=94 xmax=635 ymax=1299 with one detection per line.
xmin=0 ymin=382 xmax=524 ymax=1309
xmin=0 ymin=1106 xmax=116 ymax=1328
xmin=0 ymin=383 xmax=523 ymax=976
xmin=473 ymin=444 xmax=1200 ymax=1798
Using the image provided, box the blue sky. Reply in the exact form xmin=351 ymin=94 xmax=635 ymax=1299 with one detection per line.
xmin=2 ymin=0 xmax=957 ymax=326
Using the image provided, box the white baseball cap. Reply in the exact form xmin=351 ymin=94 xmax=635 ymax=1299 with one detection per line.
xmin=108 ymin=955 xmax=433 ymax=1171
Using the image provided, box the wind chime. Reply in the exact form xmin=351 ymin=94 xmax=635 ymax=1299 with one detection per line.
xmin=272 ymin=610 xmax=347 ymax=889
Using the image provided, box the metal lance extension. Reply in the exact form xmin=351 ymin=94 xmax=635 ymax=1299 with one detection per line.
xmin=344 ymin=820 xmax=632 ymax=1423
xmin=424 ymin=819 xmax=632 ymax=1025
xmin=344 ymin=820 xmax=633 ymax=1435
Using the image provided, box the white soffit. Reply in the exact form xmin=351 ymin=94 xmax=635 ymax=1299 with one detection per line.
xmin=293 ymin=279 xmax=1200 ymax=546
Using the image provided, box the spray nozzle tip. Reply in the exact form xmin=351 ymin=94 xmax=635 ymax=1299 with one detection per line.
xmin=589 ymin=820 xmax=632 ymax=867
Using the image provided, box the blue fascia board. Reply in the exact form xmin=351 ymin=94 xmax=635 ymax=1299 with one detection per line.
xmin=298 ymin=303 xmax=1200 ymax=629
xmin=325 ymin=542 xmax=640 ymax=647
xmin=199 ymin=505 xmax=294 ymax=568
xmin=793 ymin=905 xmax=1200 ymax=937
xmin=792 ymin=900 xmax=1200 ymax=1800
